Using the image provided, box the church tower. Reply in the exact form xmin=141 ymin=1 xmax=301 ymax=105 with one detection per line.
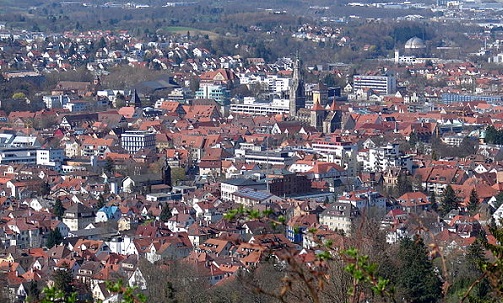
xmin=127 ymin=89 xmax=142 ymax=108
xmin=322 ymin=100 xmax=342 ymax=133
xmin=310 ymin=99 xmax=325 ymax=131
xmin=289 ymin=53 xmax=306 ymax=118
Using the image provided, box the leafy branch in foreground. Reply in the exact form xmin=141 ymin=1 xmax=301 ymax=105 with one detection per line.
xmin=39 ymin=279 xmax=146 ymax=303
xmin=106 ymin=280 xmax=147 ymax=303
xmin=461 ymin=222 xmax=503 ymax=302
xmin=342 ymin=248 xmax=396 ymax=303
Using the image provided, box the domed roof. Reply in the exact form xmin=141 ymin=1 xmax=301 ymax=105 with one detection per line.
xmin=405 ymin=36 xmax=426 ymax=49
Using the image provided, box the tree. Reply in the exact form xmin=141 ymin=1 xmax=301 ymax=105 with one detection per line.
xmin=396 ymin=236 xmax=442 ymax=303
xmin=460 ymin=224 xmax=503 ymax=301
xmin=52 ymin=265 xmax=75 ymax=296
xmin=104 ymin=157 xmax=115 ymax=174
xmin=53 ymin=198 xmax=64 ymax=218
xmin=468 ymin=188 xmax=479 ymax=214
xmin=12 ymin=92 xmax=27 ymax=100
xmin=440 ymin=185 xmax=458 ymax=216
xmin=430 ymin=191 xmax=438 ymax=211
xmin=170 ymin=167 xmax=186 ymax=185
xmin=159 ymin=204 xmax=172 ymax=222
xmin=26 ymin=280 xmax=40 ymax=302
xmin=115 ymin=92 xmax=127 ymax=108
xmin=409 ymin=131 xmax=418 ymax=147
xmin=40 ymin=181 xmax=51 ymax=197
xmin=46 ymin=228 xmax=63 ymax=248
xmin=397 ymin=173 xmax=412 ymax=197
xmin=97 ymin=194 xmax=106 ymax=209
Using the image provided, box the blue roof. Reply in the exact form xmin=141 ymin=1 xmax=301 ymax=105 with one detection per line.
xmin=98 ymin=206 xmax=119 ymax=219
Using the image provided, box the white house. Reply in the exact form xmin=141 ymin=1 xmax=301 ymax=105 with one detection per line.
xmin=95 ymin=206 xmax=121 ymax=223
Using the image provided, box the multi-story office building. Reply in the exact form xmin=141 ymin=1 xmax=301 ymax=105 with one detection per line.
xmin=353 ymin=74 xmax=396 ymax=95
xmin=195 ymin=85 xmax=230 ymax=106
xmin=121 ymin=131 xmax=156 ymax=154
xmin=230 ymin=98 xmax=289 ymax=116
xmin=36 ymin=148 xmax=64 ymax=170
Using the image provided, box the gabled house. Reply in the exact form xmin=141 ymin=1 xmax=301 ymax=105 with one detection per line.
xmin=95 ymin=206 xmax=121 ymax=223
xmin=397 ymin=191 xmax=431 ymax=213
xmin=62 ymin=203 xmax=96 ymax=231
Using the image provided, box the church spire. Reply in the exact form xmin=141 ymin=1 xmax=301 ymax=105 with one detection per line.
xmin=129 ymin=89 xmax=141 ymax=108
xmin=289 ymin=51 xmax=306 ymax=118
xmin=329 ymin=100 xmax=338 ymax=112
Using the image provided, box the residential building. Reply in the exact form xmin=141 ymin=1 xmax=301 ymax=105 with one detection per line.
xmin=312 ymin=137 xmax=358 ymax=176
xmin=319 ymin=202 xmax=359 ymax=234
xmin=62 ymin=203 xmax=96 ymax=231
xmin=220 ymin=178 xmax=268 ymax=201
xmin=338 ymin=190 xmax=387 ymax=211
xmin=43 ymin=95 xmax=70 ymax=109
xmin=362 ymin=143 xmax=413 ymax=173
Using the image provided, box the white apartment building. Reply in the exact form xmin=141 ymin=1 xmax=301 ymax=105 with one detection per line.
xmin=43 ymin=95 xmax=70 ymax=109
xmin=312 ymin=138 xmax=358 ymax=176
xmin=361 ymin=143 xmax=413 ymax=173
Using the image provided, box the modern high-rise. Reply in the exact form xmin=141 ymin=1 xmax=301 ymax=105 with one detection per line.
xmin=121 ymin=131 xmax=156 ymax=154
xmin=352 ymin=74 xmax=396 ymax=95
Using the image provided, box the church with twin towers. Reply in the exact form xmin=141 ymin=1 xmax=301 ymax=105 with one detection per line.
xmin=288 ymin=54 xmax=353 ymax=134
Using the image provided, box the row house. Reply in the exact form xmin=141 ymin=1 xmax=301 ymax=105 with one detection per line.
xmin=3 ymin=218 xmax=42 ymax=249
xmin=338 ymin=190 xmax=387 ymax=211
xmin=80 ymin=137 xmax=115 ymax=157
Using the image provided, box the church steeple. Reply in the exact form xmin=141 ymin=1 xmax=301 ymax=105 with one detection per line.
xmin=128 ymin=89 xmax=142 ymax=108
xmin=289 ymin=52 xmax=306 ymax=118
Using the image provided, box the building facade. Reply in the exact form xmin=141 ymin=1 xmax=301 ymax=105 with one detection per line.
xmin=121 ymin=131 xmax=156 ymax=154
xmin=352 ymin=74 xmax=396 ymax=95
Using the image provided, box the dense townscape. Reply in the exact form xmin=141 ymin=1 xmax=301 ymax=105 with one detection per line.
xmin=2 ymin=0 xmax=503 ymax=302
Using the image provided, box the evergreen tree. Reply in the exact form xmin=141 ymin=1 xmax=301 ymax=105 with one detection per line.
xmin=46 ymin=228 xmax=63 ymax=248
xmin=431 ymin=150 xmax=438 ymax=161
xmin=97 ymin=194 xmax=106 ymax=209
xmin=409 ymin=131 xmax=418 ymax=147
xmin=440 ymin=185 xmax=458 ymax=216
xmin=430 ymin=191 xmax=436 ymax=204
xmin=159 ymin=204 xmax=172 ymax=222
xmin=40 ymin=181 xmax=51 ymax=197
xmin=104 ymin=157 xmax=114 ymax=174
xmin=53 ymin=198 xmax=64 ymax=218
xmin=468 ymin=188 xmax=479 ymax=214
xmin=26 ymin=280 xmax=40 ymax=302
xmin=52 ymin=265 xmax=75 ymax=296
xmin=397 ymin=173 xmax=412 ymax=197
xmin=396 ymin=236 xmax=442 ymax=303
xmin=430 ymin=191 xmax=437 ymax=211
